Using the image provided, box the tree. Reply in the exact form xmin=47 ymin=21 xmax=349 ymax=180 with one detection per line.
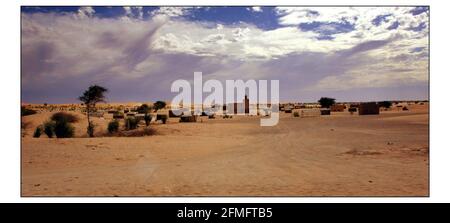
xmin=318 ymin=97 xmax=336 ymax=108
xmin=378 ymin=101 xmax=392 ymax=109
xmin=153 ymin=101 xmax=166 ymax=112
xmin=137 ymin=103 xmax=151 ymax=114
xmin=138 ymin=104 xmax=152 ymax=126
xmin=78 ymin=85 xmax=108 ymax=137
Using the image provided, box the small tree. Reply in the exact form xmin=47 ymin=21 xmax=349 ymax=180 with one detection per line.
xmin=318 ymin=97 xmax=336 ymax=108
xmin=137 ymin=104 xmax=151 ymax=114
xmin=153 ymin=101 xmax=166 ymax=112
xmin=78 ymin=85 xmax=108 ymax=137
xmin=378 ymin=101 xmax=392 ymax=109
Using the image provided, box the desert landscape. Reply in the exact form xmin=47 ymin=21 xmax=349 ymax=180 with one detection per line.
xmin=21 ymin=102 xmax=428 ymax=196
xmin=20 ymin=6 xmax=429 ymax=197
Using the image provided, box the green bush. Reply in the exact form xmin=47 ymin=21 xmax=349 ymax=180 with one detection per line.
xmin=125 ymin=117 xmax=139 ymax=130
xmin=54 ymin=121 xmax=74 ymax=138
xmin=43 ymin=121 xmax=55 ymax=138
xmin=33 ymin=125 xmax=42 ymax=138
xmin=293 ymin=111 xmax=300 ymax=117
xmin=108 ymin=119 xmax=120 ymax=133
xmin=51 ymin=112 xmax=79 ymax=123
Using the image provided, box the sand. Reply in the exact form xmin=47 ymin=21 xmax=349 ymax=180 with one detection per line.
xmin=21 ymin=105 xmax=429 ymax=196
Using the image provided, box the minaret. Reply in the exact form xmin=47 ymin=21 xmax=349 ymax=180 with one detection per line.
xmin=244 ymin=95 xmax=249 ymax=114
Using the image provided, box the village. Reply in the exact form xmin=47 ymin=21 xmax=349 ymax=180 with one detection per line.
xmin=21 ymin=96 xmax=429 ymax=196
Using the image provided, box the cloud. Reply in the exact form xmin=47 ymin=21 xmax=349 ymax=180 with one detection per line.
xmin=123 ymin=6 xmax=143 ymax=19
xmin=77 ymin=6 xmax=95 ymax=18
xmin=151 ymin=7 xmax=190 ymax=18
xmin=21 ymin=7 xmax=429 ymax=103
xmin=251 ymin=7 xmax=262 ymax=12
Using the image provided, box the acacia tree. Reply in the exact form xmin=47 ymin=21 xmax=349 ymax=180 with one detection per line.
xmin=378 ymin=101 xmax=392 ymax=109
xmin=153 ymin=101 xmax=166 ymax=112
xmin=318 ymin=97 xmax=336 ymax=108
xmin=79 ymin=85 xmax=108 ymax=137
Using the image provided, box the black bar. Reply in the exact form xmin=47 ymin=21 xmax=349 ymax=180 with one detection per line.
xmin=1 ymin=203 xmax=449 ymax=221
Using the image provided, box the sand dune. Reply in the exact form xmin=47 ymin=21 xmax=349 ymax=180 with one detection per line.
xmin=21 ymin=105 xmax=428 ymax=196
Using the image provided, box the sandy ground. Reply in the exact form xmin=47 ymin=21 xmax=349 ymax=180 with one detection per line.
xmin=21 ymin=105 xmax=429 ymax=196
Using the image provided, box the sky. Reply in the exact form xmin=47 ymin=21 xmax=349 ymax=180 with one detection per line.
xmin=21 ymin=6 xmax=429 ymax=103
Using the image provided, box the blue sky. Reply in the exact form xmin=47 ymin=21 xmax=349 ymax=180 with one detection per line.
xmin=21 ymin=6 xmax=429 ymax=103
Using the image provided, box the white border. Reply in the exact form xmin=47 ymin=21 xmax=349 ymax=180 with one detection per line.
xmin=2 ymin=0 xmax=449 ymax=203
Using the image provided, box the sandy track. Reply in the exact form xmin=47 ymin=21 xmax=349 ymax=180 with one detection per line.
xmin=21 ymin=108 xmax=428 ymax=196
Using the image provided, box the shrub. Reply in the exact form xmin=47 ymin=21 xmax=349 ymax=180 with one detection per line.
xmin=157 ymin=114 xmax=168 ymax=124
xmin=43 ymin=121 xmax=55 ymax=138
xmin=108 ymin=119 xmax=120 ymax=134
xmin=223 ymin=114 xmax=232 ymax=119
xmin=144 ymin=114 xmax=152 ymax=126
xmin=125 ymin=117 xmax=139 ymax=130
xmin=293 ymin=111 xmax=300 ymax=117
xmin=21 ymin=107 xmax=37 ymax=116
xmin=54 ymin=121 xmax=74 ymax=138
xmin=51 ymin=112 xmax=79 ymax=123
xmin=33 ymin=125 xmax=42 ymax=138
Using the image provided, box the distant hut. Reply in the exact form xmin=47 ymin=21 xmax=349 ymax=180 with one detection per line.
xmin=330 ymin=104 xmax=346 ymax=112
xmin=299 ymin=108 xmax=321 ymax=117
xmin=320 ymin=108 xmax=331 ymax=115
xmin=358 ymin=102 xmax=379 ymax=115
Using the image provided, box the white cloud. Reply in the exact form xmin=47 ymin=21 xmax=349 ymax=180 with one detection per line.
xmin=21 ymin=7 xmax=429 ymax=102
xmin=151 ymin=7 xmax=190 ymax=18
xmin=77 ymin=6 xmax=95 ymax=19
xmin=275 ymin=7 xmax=428 ymax=34
xmin=123 ymin=6 xmax=144 ymax=19
xmin=252 ymin=7 xmax=262 ymax=12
